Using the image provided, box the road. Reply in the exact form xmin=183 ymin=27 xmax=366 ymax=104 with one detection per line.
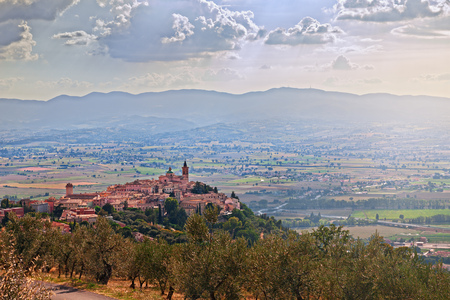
xmin=256 ymin=202 xmax=288 ymax=215
xmin=41 ymin=282 xmax=117 ymax=300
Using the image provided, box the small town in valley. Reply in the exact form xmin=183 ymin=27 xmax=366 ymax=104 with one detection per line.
xmin=0 ymin=161 xmax=241 ymax=229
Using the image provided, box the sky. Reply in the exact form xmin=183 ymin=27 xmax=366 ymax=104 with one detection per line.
xmin=0 ymin=0 xmax=449 ymax=100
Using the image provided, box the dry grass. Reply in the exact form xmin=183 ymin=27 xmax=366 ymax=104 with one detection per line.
xmin=343 ymin=225 xmax=420 ymax=239
xmin=4 ymin=182 xmax=99 ymax=189
xmin=37 ymin=272 xmax=184 ymax=300
xmin=295 ymin=225 xmax=421 ymax=239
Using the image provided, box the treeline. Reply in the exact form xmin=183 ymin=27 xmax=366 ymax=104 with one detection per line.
xmin=110 ymin=201 xmax=285 ymax=245
xmin=286 ymin=197 xmax=450 ymax=210
xmin=283 ymin=213 xmax=376 ymax=228
xmin=1 ymin=212 xmax=450 ymax=299
xmin=409 ymin=214 xmax=450 ymax=225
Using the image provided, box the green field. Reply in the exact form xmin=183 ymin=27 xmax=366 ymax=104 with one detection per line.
xmin=352 ymin=209 xmax=450 ymax=220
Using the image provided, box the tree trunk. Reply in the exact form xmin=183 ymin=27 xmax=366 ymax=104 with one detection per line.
xmin=166 ymin=285 xmax=174 ymax=300
xmin=210 ymin=291 xmax=216 ymax=300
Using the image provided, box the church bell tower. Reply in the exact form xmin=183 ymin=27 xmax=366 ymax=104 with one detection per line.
xmin=182 ymin=161 xmax=189 ymax=182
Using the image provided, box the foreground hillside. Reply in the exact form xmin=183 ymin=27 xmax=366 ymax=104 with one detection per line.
xmin=1 ymin=210 xmax=450 ymax=300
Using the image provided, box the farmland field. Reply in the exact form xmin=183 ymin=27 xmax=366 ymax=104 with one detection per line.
xmin=351 ymin=209 xmax=450 ymax=220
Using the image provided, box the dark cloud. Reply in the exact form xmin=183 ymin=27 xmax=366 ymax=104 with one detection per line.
xmin=0 ymin=0 xmax=79 ymax=60
xmin=0 ymin=20 xmax=24 ymax=46
xmin=0 ymin=0 xmax=79 ymax=23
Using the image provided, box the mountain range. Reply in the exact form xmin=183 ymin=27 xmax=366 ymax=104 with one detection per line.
xmin=1 ymin=88 xmax=449 ymax=132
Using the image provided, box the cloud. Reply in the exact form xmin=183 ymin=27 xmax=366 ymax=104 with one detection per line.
xmin=0 ymin=21 xmax=37 ymax=61
xmin=0 ymin=0 xmax=79 ymax=60
xmin=323 ymin=76 xmax=383 ymax=86
xmin=334 ymin=0 xmax=446 ymax=22
xmin=311 ymin=55 xmax=374 ymax=71
xmin=265 ymin=17 xmax=343 ymax=45
xmin=202 ymin=68 xmax=244 ymax=81
xmin=391 ymin=23 xmax=450 ymax=37
xmin=361 ymin=78 xmax=382 ymax=84
xmin=161 ymin=14 xmax=195 ymax=44
xmin=0 ymin=0 xmax=79 ymax=23
xmin=123 ymin=71 xmax=199 ymax=89
xmin=323 ymin=76 xmax=339 ymax=86
xmin=36 ymin=77 xmax=93 ymax=89
xmin=0 ymin=77 xmax=23 ymax=90
xmin=332 ymin=55 xmax=354 ymax=70
xmin=87 ymin=0 xmax=265 ymax=62
xmin=0 ymin=20 xmax=24 ymax=46
xmin=53 ymin=30 xmax=99 ymax=46
xmin=422 ymin=73 xmax=450 ymax=81
xmin=260 ymin=64 xmax=271 ymax=70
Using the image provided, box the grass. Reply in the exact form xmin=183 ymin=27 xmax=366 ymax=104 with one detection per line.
xmin=37 ymin=273 xmax=177 ymax=300
xmin=352 ymin=209 xmax=450 ymax=220
xmin=343 ymin=225 xmax=420 ymax=239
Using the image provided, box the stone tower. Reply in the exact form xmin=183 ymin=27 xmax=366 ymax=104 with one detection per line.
xmin=182 ymin=161 xmax=189 ymax=182
xmin=66 ymin=183 xmax=73 ymax=196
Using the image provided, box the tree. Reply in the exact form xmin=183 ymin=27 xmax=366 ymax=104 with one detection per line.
xmin=1 ymin=198 xmax=10 ymax=208
xmin=53 ymin=204 xmax=65 ymax=219
xmin=1 ymin=211 xmax=10 ymax=227
xmin=222 ymin=217 xmax=242 ymax=237
xmin=172 ymin=230 xmax=247 ymax=300
xmin=185 ymin=214 xmax=209 ymax=244
xmin=246 ymin=233 xmax=318 ymax=299
xmin=164 ymin=198 xmax=179 ymax=216
xmin=376 ymin=213 xmax=379 ymax=220
xmin=230 ymin=191 xmax=239 ymax=200
xmin=85 ymin=217 xmax=126 ymax=284
xmin=0 ymin=240 xmax=52 ymax=300
xmin=102 ymin=203 xmax=115 ymax=215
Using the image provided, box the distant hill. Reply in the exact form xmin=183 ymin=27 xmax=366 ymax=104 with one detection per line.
xmin=1 ymin=88 xmax=449 ymax=132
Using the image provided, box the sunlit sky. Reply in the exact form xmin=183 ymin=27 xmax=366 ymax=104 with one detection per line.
xmin=0 ymin=0 xmax=449 ymax=100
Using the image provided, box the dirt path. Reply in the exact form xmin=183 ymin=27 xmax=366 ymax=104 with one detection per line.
xmin=42 ymin=282 xmax=117 ymax=300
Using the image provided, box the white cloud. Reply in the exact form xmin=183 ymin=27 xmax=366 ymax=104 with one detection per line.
xmin=0 ymin=77 xmax=23 ymax=90
xmin=324 ymin=76 xmax=339 ymax=86
xmin=88 ymin=0 xmax=265 ymax=62
xmin=332 ymin=55 xmax=354 ymax=70
xmin=0 ymin=21 xmax=37 ymax=61
xmin=422 ymin=73 xmax=450 ymax=81
xmin=202 ymin=68 xmax=244 ymax=81
xmin=334 ymin=0 xmax=446 ymax=22
xmin=53 ymin=30 xmax=98 ymax=46
xmin=361 ymin=78 xmax=382 ymax=84
xmin=311 ymin=55 xmax=374 ymax=71
xmin=123 ymin=71 xmax=199 ymax=89
xmin=324 ymin=76 xmax=383 ymax=86
xmin=161 ymin=14 xmax=195 ymax=44
xmin=316 ymin=44 xmax=384 ymax=55
xmin=36 ymin=77 xmax=93 ymax=89
xmin=391 ymin=23 xmax=450 ymax=37
xmin=265 ymin=17 xmax=343 ymax=45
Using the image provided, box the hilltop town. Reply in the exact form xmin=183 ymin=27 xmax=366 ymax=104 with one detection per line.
xmin=1 ymin=162 xmax=240 ymax=227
